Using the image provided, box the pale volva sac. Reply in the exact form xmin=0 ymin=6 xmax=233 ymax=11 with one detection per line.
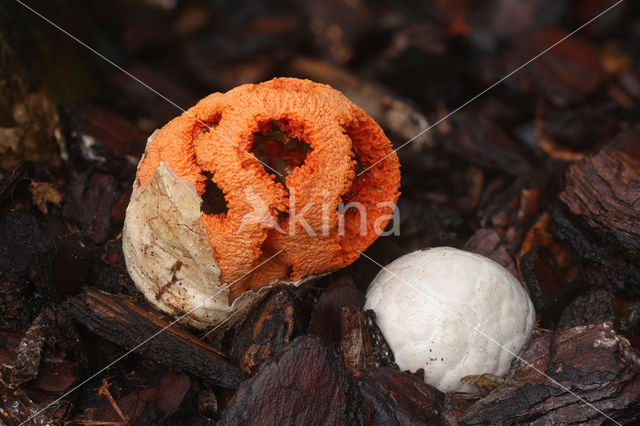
xmin=364 ymin=247 xmax=536 ymax=393
xmin=123 ymin=161 xmax=229 ymax=329
xmin=122 ymin=157 xmax=303 ymax=329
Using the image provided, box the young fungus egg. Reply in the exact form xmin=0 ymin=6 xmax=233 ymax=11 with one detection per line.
xmin=365 ymin=247 xmax=536 ymax=393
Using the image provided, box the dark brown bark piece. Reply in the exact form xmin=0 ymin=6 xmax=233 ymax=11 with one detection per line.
xmin=554 ymin=133 xmax=640 ymax=296
xmin=0 ymin=94 xmax=62 ymax=170
xmin=558 ymin=288 xmax=640 ymax=335
xmin=62 ymin=170 xmax=121 ymax=243
xmin=0 ymin=307 xmax=85 ymax=393
xmin=558 ymin=288 xmax=615 ymax=331
xmin=51 ymin=236 xmax=94 ymax=299
xmin=302 ymin=0 xmax=370 ymax=64
xmin=339 ymin=306 xmax=376 ymax=375
xmin=520 ymin=245 xmax=572 ymax=328
xmin=0 ymin=382 xmax=65 ymax=426
xmin=218 ymin=335 xmax=364 ymax=425
xmin=519 ymin=212 xmax=579 ymax=282
xmin=230 ymin=287 xmax=298 ymax=374
xmin=0 ymin=161 xmax=33 ymax=209
xmin=539 ymin=103 xmax=624 ymax=151
xmin=308 ymin=275 xmax=365 ymax=347
xmin=41 ymin=305 xmax=90 ymax=372
xmin=357 ymin=367 xmax=465 ymax=425
xmin=365 ymin=309 xmax=399 ymax=370
xmin=446 ymin=117 xmax=532 ymax=176
xmin=108 ymin=62 xmax=200 ymax=124
xmin=0 ymin=211 xmax=49 ymax=282
xmin=64 ymin=287 xmax=247 ymax=388
xmin=462 ymin=323 xmax=640 ymax=425
xmin=0 ymin=211 xmax=50 ymax=329
xmin=0 ymin=312 xmax=45 ymax=388
xmin=75 ymin=371 xmax=191 ymax=424
xmin=0 ymin=331 xmax=22 ymax=365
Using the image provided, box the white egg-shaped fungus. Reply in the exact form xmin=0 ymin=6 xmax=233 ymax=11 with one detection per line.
xmin=364 ymin=247 xmax=536 ymax=393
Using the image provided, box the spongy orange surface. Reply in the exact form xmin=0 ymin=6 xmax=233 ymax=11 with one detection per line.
xmin=137 ymin=78 xmax=400 ymax=299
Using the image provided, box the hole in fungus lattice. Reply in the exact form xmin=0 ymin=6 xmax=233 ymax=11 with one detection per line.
xmin=251 ymin=120 xmax=313 ymax=187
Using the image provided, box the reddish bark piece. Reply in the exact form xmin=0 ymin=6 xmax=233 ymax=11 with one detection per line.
xmin=513 ymin=28 xmax=603 ymax=106
xmin=32 ymin=358 xmax=78 ymax=392
xmin=466 ymin=228 xmax=517 ymax=278
xmin=218 ymin=335 xmax=364 ymax=425
xmin=68 ymin=104 xmax=147 ymax=157
xmin=111 ymin=187 xmax=132 ymax=225
xmin=561 ymin=140 xmax=640 ymax=254
xmin=462 ymin=323 xmax=640 ymax=424
xmin=520 ymin=212 xmax=578 ymax=283
xmin=487 ymin=171 xmax=561 ymax=250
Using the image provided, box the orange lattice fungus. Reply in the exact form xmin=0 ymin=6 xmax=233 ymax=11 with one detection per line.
xmin=123 ymin=77 xmax=400 ymax=328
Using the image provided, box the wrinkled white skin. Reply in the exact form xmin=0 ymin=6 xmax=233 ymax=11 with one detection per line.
xmin=122 ymin=133 xmax=309 ymax=329
xmin=365 ymin=247 xmax=536 ymax=393
xmin=123 ymin=162 xmax=236 ymax=329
